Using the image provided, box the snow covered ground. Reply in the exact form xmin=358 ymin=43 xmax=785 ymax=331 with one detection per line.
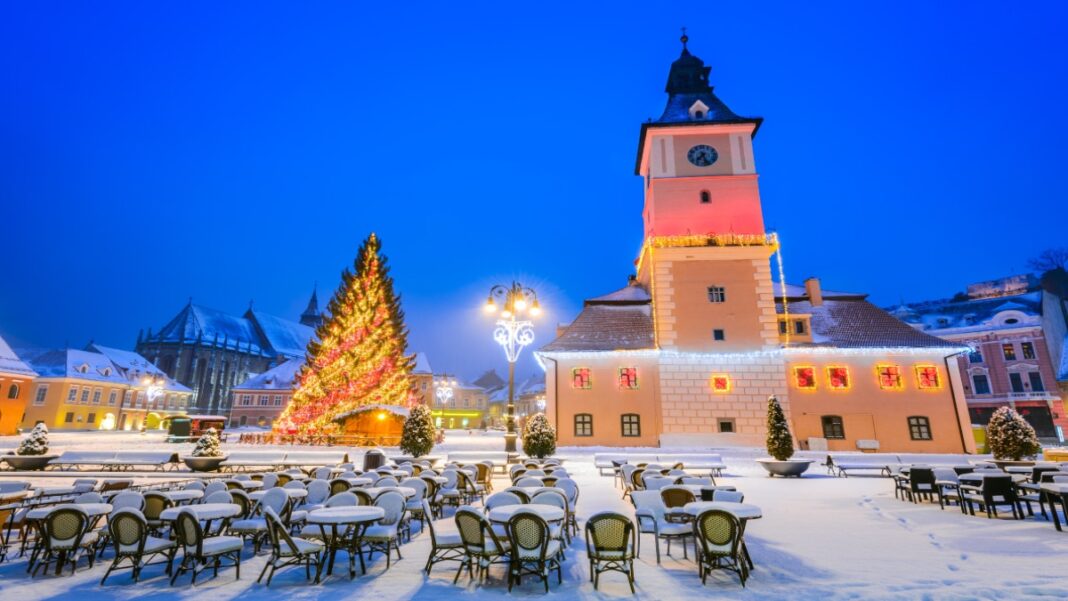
xmin=2 ymin=430 xmax=1067 ymax=599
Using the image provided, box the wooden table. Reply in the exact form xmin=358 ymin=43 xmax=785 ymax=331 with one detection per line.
xmin=306 ymin=506 xmax=385 ymax=580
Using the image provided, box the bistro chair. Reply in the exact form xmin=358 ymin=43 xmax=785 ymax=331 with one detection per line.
xmin=204 ymin=490 xmax=233 ymax=504
xmin=364 ymin=491 xmax=405 ymax=569
xmin=906 ymin=468 xmax=937 ymax=503
xmin=258 ymin=507 xmax=323 ymax=586
xmin=661 ymin=486 xmax=697 ymax=523
xmin=229 ymin=489 xmax=254 ymax=520
xmin=485 ymin=492 xmax=523 ymax=513
xmin=203 ymin=481 xmax=228 ymax=497
xmin=631 ymin=490 xmax=691 ymax=563
xmin=693 ymin=509 xmax=747 ymax=587
xmin=506 ymin=510 xmax=562 ymax=593
xmin=453 ymin=506 xmax=508 ymax=584
xmin=170 ymin=509 xmax=242 ymax=585
xmin=100 ymin=509 xmax=176 ymax=584
xmin=961 ymin=475 xmax=1023 ymax=519
xmin=329 ymin=479 xmax=352 ymax=496
xmin=423 ymin=499 xmax=463 ymax=575
xmin=74 ymin=492 xmax=104 ymax=505
xmin=313 ymin=467 xmax=334 ymax=481
xmin=713 ymin=490 xmax=745 ymax=503
xmin=502 ymin=487 xmax=532 ymax=503
xmin=304 ymin=480 xmax=331 ymax=512
xmin=230 ymin=488 xmax=288 ymax=552
xmin=143 ymin=492 xmax=174 ymax=535
xmin=585 ymin=511 xmax=636 ymax=593
xmin=32 ymin=507 xmax=97 ymax=576
xmin=932 ymin=468 xmax=962 ymax=510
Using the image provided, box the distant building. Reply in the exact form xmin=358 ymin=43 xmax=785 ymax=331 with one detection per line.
xmin=410 ymin=352 xmax=434 ymax=406
xmin=889 ymin=270 xmax=1068 ymax=441
xmin=17 ymin=344 xmax=191 ymax=431
xmin=136 ymin=290 xmax=319 ymax=415
xmin=228 ymin=358 xmax=303 ymax=428
xmin=0 ymin=334 xmax=37 ymax=435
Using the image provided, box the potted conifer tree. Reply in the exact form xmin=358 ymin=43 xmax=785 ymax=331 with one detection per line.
xmin=181 ymin=428 xmax=228 ymax=472
xmin=398 ymin=404 xmax=436 ymax=460
xmin=3 ymin=423 xmax=58 ymax=471
xmin=522 ymin=413 xmax=557 ymax=460
xmin=756 ymin=396 xmax=813 ymax=477
xmin=987 ymin=407 xmax=1041 ymax=468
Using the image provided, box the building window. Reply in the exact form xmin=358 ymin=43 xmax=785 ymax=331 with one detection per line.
xmin=1028 ymin=371 xmax=1044 ymax=392
xmin=81 ymin=388 xmax=91 ymax=404
xmin=713 ymin=329 xmax=725 ymax=341
xmin=65 ymin=412 xmax=74 ymax=423
xmin=700 ymin=190 xmax=711 ymax=204
xmin=915 ymin=365 xmax=941 ymax=389
xmin=972 ymin=374 xmax=991 ymax=395
xmin=826 ymin=366 xmax=850 ymax=390
xmin=107 ymin=390 xmax=117 ymax=406
xmin=710 ymin=374 xmax=731 ymax=393
xmin=34 ymin=385 xmax=48 ymax=406
xmin=876 ymin=364 xmax=903 ymax=390
xmin=574 ymin=414 xmax=593 ymax=437
xmin=821 ymin=415 xmax=845 ymax=439
xmin=1021 ymin=342 xmax=1036 ymax=360
xmin=794 ymin=320 xmax=806 ymax=335
xmin=619 ymin=367 xmax=638 ymax=390
xmin=571 ymin=368 xmax=591 ymax=390
xmin=239 ymin=415 xmax=247 ymax=426
xmin=707 ymin=286 xmax=726 ymax=303
xmin=273 ymin=395 xmax=283 ymax=406
xmin=92 ymin=389 xmax=102 ymax=405
xmin=6 ymin=383 xmax=18 ymax=399
xmin=694 ymin=110 xmax=704 ymax=119
xmin=67 ymin=387 xmax=78 ymax=403
xmin=1008 ymin=372 xmax=1025 ymax=393
xmin=908 ymin=416 xmax=932 ymax=441
xmin=793 ymin=366 xmax=816 ymax=390
xmin=87 ymin=413 xmax=96 ymax=424
xmin=621 ymin=414 xmax=641 ymax=437
xmin=257 ymin=416 xmax=267 ymax=427
xmin=718 ymin=419 xmax=735 ymax=433
xmin=1002 ymin=344 xmax=1016 ymax=361
xmin=779 ymin=320 xmax=788 ymax=335
xmin=968 ymin=349 xmax=983 ymax=363
xmin=242 ymin=394 xmax=252 ymax=406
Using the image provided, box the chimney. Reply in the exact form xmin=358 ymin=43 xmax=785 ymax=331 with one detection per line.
xmin=805 ymin=277 xmax=823 ymax=307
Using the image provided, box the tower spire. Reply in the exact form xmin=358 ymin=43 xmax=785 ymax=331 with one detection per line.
xmin=300 ymin=285 xmax=323 ymax=328
xmin=680 ymin=27 xmax=688 ymax=51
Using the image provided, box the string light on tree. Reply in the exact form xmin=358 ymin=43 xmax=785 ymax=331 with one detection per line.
xmin=483 ymin=281 xmax=542 ymax=453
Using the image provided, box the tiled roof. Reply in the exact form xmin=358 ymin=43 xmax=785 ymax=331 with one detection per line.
xmin=540 ymin=305 xmax=655 ymax=353
xmin=233 ymin=358 xmax=303 ymax=391
xmin=781 ymin=300 xmax=963 ymax=349
xmin=587 ymin=283 xmax=652 ymax=305
xmin=0 ymin=334 xmax=36 ymax=378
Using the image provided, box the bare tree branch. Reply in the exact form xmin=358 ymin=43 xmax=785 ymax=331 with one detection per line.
xmin=1028 ymin=247 xmax=1068 ymax=272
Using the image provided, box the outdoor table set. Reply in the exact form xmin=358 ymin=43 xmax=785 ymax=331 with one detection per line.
xmin=159 ymin=502 xmax=241 ymax=535
xmin=24 ymin=503 xmax=113 ymax=576
xmin=305 ymin=506 xmax=385 ymax=581
xmin=683 ymin=501 xmax=762 ymax=570
xmin=487 ymin=504 xmax=566 ymax=525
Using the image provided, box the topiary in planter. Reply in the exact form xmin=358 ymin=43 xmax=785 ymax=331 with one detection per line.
xmin=987 ymin=407 xmax=1040 ymax=461
xmin=191 ymin=428 xmax=223 ymax=457
xmin=766 ymin=395 xmax=794 ymax=461
xmin=400 ymin=404 xmax=436 ymax=458
xmin=17 ymin=423 xmax=50 ymax=456
xmin=522 ymin=413 xmax=556 ymax=459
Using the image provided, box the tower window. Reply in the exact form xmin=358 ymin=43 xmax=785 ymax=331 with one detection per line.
xmin=700 ymin=190 xmax=711 ymax=204
xmin=707 ymin=286 xmax=726 ymax=303
xmin=712 ymin=329 xmax=725 ymax=341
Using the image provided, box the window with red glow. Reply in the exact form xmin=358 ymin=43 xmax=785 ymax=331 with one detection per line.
xmin=827 ymin=366 xmax=850 ymax=390
xmin=876 ymin=365 xmax=903 ymax=390
xmin=710 ymin=375 xmax=731 ymax=393
xmin=915 ymin=365 xmax=941 ymax=389
xmin=793 ymin=367 xmax=816 ymax=389
xmin=619 ymin=367 xmax=638 ymax=390
xmin=572 ymin=368 xmax=591 ymax=390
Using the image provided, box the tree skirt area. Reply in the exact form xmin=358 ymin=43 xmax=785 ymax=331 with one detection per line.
xmin=2 ymin=430 xmax=1066 ymax=600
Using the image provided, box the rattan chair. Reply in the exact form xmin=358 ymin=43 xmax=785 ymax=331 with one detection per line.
xmin=329 ymin=479 xmax=352 ymax=496
xmin=100 ymin=509 xmax=176 ymax=584
xmin=258 ymin=507 xmax=323 ymax=585
xmin=142 ymin=492 xmax=174 ymax=535
xmin=453 ymin=506 xmax=508 ymax=584
xmin=585 ymin=512 xmax=635 ymax=592
xmin=661 ymin=486 xmax=696 ymax=524
xmin=423 ymin=499 xmax=464 ymax=574
xmin=170 ymin=509 xmax=242 ymax=585
xmin=693 ymin=509 xmax=747 ymax=587
xmin=363 ymin=491 xmax=405 ymax=569
xmin=631 ymin=490 xmax=691 ymax=563
xmin=32 ymin=507 xmax=97 ymax=576
xmin=506 ymin=510 xmax=562 ymax=592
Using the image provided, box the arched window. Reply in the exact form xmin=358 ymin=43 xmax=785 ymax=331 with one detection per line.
xmin=7 ymin=383 xmax=19 ymax=399
xmin=574 ymin=414 xmax=592 ymax=437
xmin=700 ymin=190 xmax=711 ymax=204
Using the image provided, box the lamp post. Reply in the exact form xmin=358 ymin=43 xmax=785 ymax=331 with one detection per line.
xmin=140 ymin=374 xmax=165 ymax=432
xmin=434 ymin=374 xmax=457 ymax=428
xmin=483 ymin=282 xmax=541 ymax=453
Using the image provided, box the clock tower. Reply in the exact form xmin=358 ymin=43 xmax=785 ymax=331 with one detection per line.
xmin=635 ymin=35 xmax=780 ymax=354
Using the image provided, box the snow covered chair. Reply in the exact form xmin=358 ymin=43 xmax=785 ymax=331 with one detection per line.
xmin=630 ymin=490 xmax=691 ymax=563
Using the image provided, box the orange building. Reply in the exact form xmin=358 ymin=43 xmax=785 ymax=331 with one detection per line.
xmin=0 ymin=334 xmax=36 ymax=435
xmin=537 ymin=37 xmax=975 ymax=454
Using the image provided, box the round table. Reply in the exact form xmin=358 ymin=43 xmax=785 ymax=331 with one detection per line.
xmin=0 ymin=490 xmax=30 ymax=504
xmin=487 ymin=504 xmax=565 ymax=523
xmin=249 ymin=488 xmax=308 ymax=502
xmin=307 ymin=506 xmax=385 ymax=580
xmin=230 ymin=480 xmax=263 ymax=490
xmin=159 ymin=502 xmax=241 ymax=522
xmin=27 ymin=503 xmax=113 ymax=521
xmin=363 ymin=486 xmax=416 ymax=499
xmin=682 ymin=501 xmax=762 ymax=519
xmin=342 ymin=477 xmax=373 ymax=487
xmin=680 ymin=484 xmax=737 ymax=497
xmin=162 ymin=490 xmax=203 ymax=504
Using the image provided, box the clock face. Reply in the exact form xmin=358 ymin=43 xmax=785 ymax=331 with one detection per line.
xmin=687 ymin=144 xmax=719 ymax=167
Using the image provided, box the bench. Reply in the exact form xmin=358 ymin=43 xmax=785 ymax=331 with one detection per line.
xmin=47 ymin=451 xmax=180 ymax=472
xmin=447 ymin=452 xmax=510 ymax=474
xmin=656 ymin=454 xmax=728 ymax=477
xmin=219 ymin=451 xmax=287 ymax=472
xmin=49 ymin=451 xmax=116 ymax=470
xmin=280 ymin=451 xmax=350 ymax=468
xmin=826 ymin=453 xmax=899 ymax=477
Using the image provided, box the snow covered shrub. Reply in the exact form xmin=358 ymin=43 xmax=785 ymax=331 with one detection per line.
xmin=191 ymin=428 xmax=223 ymax=457
xmin=400 ymin=404 xmax=436 ymax=457
xmin=766 ymin=395 xmax=795 ymax=461
xmin=17 ymin=423 xmax=49 ymax=456
xmin=987 ymin=407 xmax=1040 ymax=460
xmin=522 ymin=413 xmax=556 ymax=459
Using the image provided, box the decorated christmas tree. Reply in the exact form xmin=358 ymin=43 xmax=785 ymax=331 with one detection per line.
xmin=400 ymin=404 xmax=436 ymax=457
xmin=522 ymin=413 xmax=557 ymax=459
xmin=987 ymin=407 xmax=1040 ymax=460
xmin=766 ymin=395 xmax=795 ymax=461
xmin=279 ymin=233 xmax=416 ymax=432
xmin=17 ymin=423 xmax=49 ymax=456
xmin=191 ymin=428 xmax=223 ymax=457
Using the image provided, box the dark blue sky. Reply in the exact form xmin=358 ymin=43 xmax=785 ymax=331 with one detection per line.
xmin=2 ymin=2 xmax=1065 ymax=381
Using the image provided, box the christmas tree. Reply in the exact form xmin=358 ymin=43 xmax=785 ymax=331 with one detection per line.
xmin=765 ymin=395 xmax=794 ymax=461
xmin=17 ymin=423 xmax=49 ymax=456
xmin=279 ymin=233 xmax=415 ymax=432
xmin=400 ymin=404 xmax=436 ymax=458
xmin=522 ymin=413 xmax=557 ymax=459
xmin=191 ymin=428 xmax=223 ymax=457
xmin=987 ymin=407 xmax=1040 ymax=460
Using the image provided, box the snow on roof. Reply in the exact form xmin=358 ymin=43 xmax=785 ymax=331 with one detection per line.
xmin=1059 ymin=335 xmax=1068 ymax=382
xmin=587 ymin=283 xmax=652 ymax=305
xmin=412 ymin=352 xmax=433 ymax=374
xmin=773 ymin=281 xmax=866 ymax=301
xmin=473 ymin=369 xmax=506 ymax=392
xmin=781 ymin=300 xmax=962 ymax=350
xmin=249 ymin=310 xmax=315 ymax=359
xmin=233 ymin=358 xmax=304 ymax=391
xmin=540 ymin=304 xmax=655 ymax=353
xmin=516 ymin=373 xmax=546 ymax=396
xmin=888 ymin=291 xmax=1043 ymax=333
xmin=0 ymin=334 xmax=36 ymax=378
xmin=155 ymin=303 xmax=268 ymax=355
xmin=17 ymin=348 xmax=132 ymax=384
xmin=90 ymin=344 xmax=166 ymax=377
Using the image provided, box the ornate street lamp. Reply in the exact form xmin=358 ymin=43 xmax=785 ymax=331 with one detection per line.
xmin=483 ymin=281 xmax=541 ymax=453
xmin=140 ymin=374 xmax=165 ymax=432
xmin=434 ymin=374 xmax=457 ymax=428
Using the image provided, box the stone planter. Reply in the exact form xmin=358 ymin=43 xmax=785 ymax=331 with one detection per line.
xmin=182 ymin=455 xmax=228 ymax=472
xmin=756 ymin=458 xmax=814 ymax=477
xmin=992 ymin=459 xmax=1035 ymax=470
xmin=2 ymin=453 xmax=58 ymax=471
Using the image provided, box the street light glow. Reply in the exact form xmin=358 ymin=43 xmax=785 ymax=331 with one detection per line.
xmin=484 ymin=281 xmax=542 ymax=453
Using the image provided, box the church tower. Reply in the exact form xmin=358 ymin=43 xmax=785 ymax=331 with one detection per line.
xmin=635 ymin=34 xmax=780 ymax=354
xmin=300 ymin=287 xmax=323 ymax=328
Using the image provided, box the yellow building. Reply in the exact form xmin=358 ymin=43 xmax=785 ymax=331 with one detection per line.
xmin=0 ymin=334 xmax=37 ymax=435
xmin=18 ymin=344 xmax=192 ymax=431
